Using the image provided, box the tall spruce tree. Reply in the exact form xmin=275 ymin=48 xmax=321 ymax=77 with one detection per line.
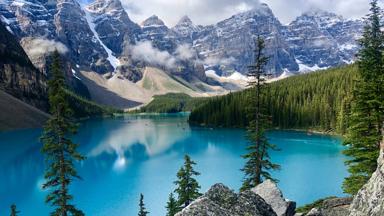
xmin=165 ymin=193 xmax=179 ymax=216
xmin=10 ymin=204 xmax=20 ymax=216
xmin=174 ymin=155 xmax=201 ymax=208
xmin=241 ymin=36 xmax=280 ymax=191
xmin=343 ymin=0 xmax=384 ymax=195
xmin=41 ymin=51 xmax=85 ymax=215
xmin=138 ymin=193 xmax=149 ymax=216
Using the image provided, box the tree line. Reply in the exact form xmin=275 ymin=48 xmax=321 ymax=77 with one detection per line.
xmin=189 ymin=65 xmax=358 ymax=134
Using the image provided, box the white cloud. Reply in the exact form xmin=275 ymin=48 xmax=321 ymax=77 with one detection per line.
xmin=130 ymin=41 xmax=177 ymax=69
xmin=264 ymin=0 xmax=371 ymax=24
xmin=203 ymin=56 xmax=235 ymax=66
xmin=123 ymin=0 xmax=261 ymax=26
xmin=175 ymin=44 xmax=195 ymax=60
xmin=122 ymin=0 xmax=372 ymax=26
xmin=25 ymin=38 xmax=68 ymax=57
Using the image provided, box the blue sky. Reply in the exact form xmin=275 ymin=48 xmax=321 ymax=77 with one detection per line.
xmin=122 ymin=0 xmax=372 ymax=26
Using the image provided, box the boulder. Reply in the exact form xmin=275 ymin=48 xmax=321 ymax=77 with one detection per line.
xmin=175 ymin=183 xmax=277 ymax=216
xmin=303 ymin=197 xmax=352 ymax=216
xmin=252 ymin=179 xmax=296 ymax=216
xmin=349 ymin=149 xmax=384 ymax=216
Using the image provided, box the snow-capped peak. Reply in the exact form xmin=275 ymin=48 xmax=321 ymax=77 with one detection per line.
xmin=142 ymin=15 xmax=166 ymax=27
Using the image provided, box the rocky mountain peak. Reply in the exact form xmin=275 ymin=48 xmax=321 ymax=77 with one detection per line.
xmin=299 ymin=8 xmax=344 ymax=28
xmin=142 ymin=15 xmax=166 ymax=27
xmin=176 ymin=15 xmax=193 ymax=26
xmin=237 ymin=2 xmax=274 ymax=19
xmin=172 ymin=15 xmax=201 ymax=42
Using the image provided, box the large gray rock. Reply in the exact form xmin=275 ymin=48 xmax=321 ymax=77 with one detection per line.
xmin=349 ymin=149 xmax=384 ymax=216
xmin=176 ymin=183 xmax=277 ymax=216
xmin=305 ymin=197 xmax=352 ymax=216
xmin=252 ymin=180 xmax=296 ymax=216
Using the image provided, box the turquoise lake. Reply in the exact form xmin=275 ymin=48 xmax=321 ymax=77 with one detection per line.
xmin=0 ymin=114 xmax=348 ymax=215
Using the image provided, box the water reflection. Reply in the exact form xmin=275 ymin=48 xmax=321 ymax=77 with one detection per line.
xmin=0 ymin=114 xmax=348 ymax=216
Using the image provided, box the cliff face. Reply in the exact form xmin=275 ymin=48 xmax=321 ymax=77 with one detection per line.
xmin=348 ymin=149 xmax=384 ymax=216
xmin=0 ymin=21 xmax=47 ymax=110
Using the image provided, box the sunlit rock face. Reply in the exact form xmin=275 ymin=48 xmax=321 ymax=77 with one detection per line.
xmin=176 ymin=184 xmax=278 ymax=216
xmin=349 ymin=150 xmax=384 ymax=216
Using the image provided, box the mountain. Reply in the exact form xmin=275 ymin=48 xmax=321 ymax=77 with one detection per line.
xmin=283 ymin=9 xmax=363 ymax=72
xmin=0 ymin=20 xmax=47 ymax=110
xmin=0 ymin=0 xmax=365 ymax=109
xmin=172 ymin=15 xmax=202 ymax=43
xmin=192 ymin=3 xmax=299 ymax=76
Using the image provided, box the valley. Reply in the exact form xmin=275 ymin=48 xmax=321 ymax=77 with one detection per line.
xmin=1 ymin=0 xmax=384 ymax=216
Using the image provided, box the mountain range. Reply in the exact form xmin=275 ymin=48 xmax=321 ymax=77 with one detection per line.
xmin=0 ymin=0 xmax=364 ymax=108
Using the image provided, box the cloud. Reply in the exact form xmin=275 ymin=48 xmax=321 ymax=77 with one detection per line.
xmin=203 ymin=56 xmax=235 ymax=66
xmin=25 ymin=38 xmax=68 ymax=57
xmin=130 ymin=41 xmax=177 ymax=69
xmin=122 ymin=0 xmax=261 ymax=26
xmin=175 ymin=44 xmax=195 ymax=60
xmin=122 ymin=0 xmax=372 ymax=26
xmin=264 ymin=0 xmax=371 ymax=24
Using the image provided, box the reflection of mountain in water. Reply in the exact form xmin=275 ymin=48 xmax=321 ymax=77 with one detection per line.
xmin=84 ymin=115 xmax=192 ymax=168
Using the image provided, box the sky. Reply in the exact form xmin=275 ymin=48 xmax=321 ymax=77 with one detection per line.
xmin=122 ymin=0 xmax=373 ymax=26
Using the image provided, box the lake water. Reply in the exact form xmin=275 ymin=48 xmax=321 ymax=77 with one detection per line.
xmin=0 ymin=113 xmax=348 ymax=216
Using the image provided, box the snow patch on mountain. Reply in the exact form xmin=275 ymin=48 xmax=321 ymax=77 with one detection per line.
xmin=83 ymin=5 xmax=120 ymax=70
xmin=297 ymin=59 xmax=328 ymax=73
xmin=228 ymin=72 xmax=248 ymax=81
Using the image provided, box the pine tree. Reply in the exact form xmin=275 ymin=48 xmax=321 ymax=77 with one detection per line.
xmin=10 ymin=204 xmax=20 ymax=216
xmin=241 ymin=36 xmax=280 ymax=191
xmin=41 ymin=51 xmax=85 ymax=215
xmin=174 ymin=155 xmax=201 ymax=208
xmin=343 ymin=0 xmax=384 ymax=195
xmin=165 ymin=193 xmax=179 ymax=216
xmin=138 ymin=193 xmax=149 ymax=216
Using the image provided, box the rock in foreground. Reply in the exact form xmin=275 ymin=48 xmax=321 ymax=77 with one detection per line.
xmin=348 ymin=149 xmax=384 ymax=216
xmin=252 ymin=179 xmax=296 ymax=216
xmin=175 ymin=183 xmax=277 ymax=216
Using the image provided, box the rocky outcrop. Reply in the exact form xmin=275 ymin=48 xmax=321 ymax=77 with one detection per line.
xmin=252 ymin=180 xmax=296 ymax=216
xmin=348 ymin=149 xmax=384 ymax=216
xmin=86 ymin=0 xmax=141 ymax=55
xmin=306 ymin=197 xmax=352 ymax=216
xmin=0 ymin=21 xmax=47 ymax=110
xmin=193 ymin=3 xmax=299 ymax=76
xmin=284 ymin=10 xmax=363 ymax=72
xmin=175 ymin=183 xmax=277 ymax=216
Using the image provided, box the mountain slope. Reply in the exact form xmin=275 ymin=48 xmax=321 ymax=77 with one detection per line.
xmin=0 ymin=20 xmax=47 ymax=110
xmin=0 ymin=90 xmax=49 ymax=130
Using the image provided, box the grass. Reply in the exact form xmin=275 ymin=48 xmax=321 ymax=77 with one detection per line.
xmin=134 ymin=93 xmax=208 ymax=113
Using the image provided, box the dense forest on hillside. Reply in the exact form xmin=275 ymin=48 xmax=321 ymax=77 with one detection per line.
xmin=65 ymin=89 xmax=120 ymax=118
xmin=137 ymin=93 xmax=208 ymax=113
xmin=189 ymin=65 xmax=358 ymax=133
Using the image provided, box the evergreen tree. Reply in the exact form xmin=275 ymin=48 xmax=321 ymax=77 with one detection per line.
xmin=343 ymin=0 xmax=384 ymax=195
xmin=41 ymin=51 xmax=85 ymax=216
xmin=138 ymin=193 xmax=149 ymax=216
xmin=165 ymin=193 xmax=179 ymax=216
xmin=174 ymin=155 xmax=201 ymax=208
xmin=10 ymin=204 xmax=20 ymax=216
xmin=241 ymin=36 xmax=280 ymax=191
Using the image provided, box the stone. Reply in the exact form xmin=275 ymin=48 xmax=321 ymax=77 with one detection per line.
xmin=176 ymin=183 xmax=277 ymax=216
xmin=319 ymin=197 xmax=352 ymax=216
xmin=349 ymin=150 xmax=384 ymax=216
xmin=252 ymin=179 xmax=296 ymax=216
xmin=306 ymin=208 xmax=321 ymax=216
